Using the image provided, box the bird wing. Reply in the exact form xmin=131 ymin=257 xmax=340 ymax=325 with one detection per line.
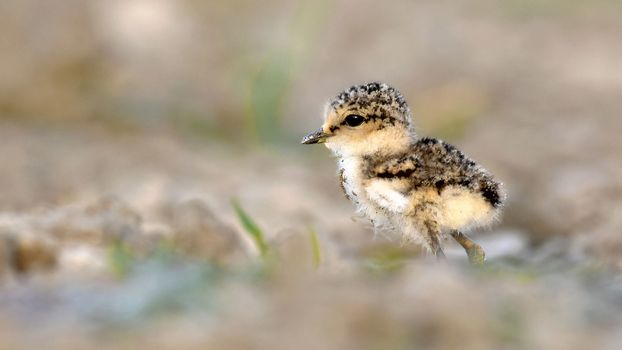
xmin=367 ymin=137 xmax=503 ymax=208
xmin=368 ymin=137 xmax=480 ymax=190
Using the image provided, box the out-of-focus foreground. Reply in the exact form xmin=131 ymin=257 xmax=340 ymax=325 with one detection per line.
xmin=1 ymin=1 xmax=622 ymax=349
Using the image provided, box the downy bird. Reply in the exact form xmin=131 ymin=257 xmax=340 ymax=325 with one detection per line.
xmin=302 ymin=82 xmax=505 ymax=264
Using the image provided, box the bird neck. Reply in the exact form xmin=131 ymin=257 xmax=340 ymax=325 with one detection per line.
xmin=365 ymin=128 xmax=414 ymax=157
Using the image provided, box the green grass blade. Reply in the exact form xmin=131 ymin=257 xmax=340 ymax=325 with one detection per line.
xmin=108 ymin=240 xmax=134 ymax=278
xmin=231 ymin=199 xmax=270 ymax=258
xmin=308 ymin=226 xmax=322 ymax=269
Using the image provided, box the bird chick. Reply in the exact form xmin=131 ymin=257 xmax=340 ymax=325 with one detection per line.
xmin=302 ymin=82 xmax=505 ymax=264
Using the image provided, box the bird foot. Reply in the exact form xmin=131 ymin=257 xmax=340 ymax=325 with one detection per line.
xmin=466 ymin=244 xmax=485 ymax=266
xmin=450 ymin=231 xmax=486 ymax=266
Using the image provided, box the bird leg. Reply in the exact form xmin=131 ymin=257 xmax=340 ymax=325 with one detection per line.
xmin=450 ymin=231 xmax=485 ymax=266
xmin=424 ymin=220 xmax=446 ymax=262
xmin=432 ymin=239 xmax=446 ymax=262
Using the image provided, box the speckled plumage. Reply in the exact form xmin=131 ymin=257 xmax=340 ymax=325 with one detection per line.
xmin=330 ymin=82 xmax=412 ymax=126
xmin=364 ymin=137 xmax=502 ymax=208
xmin=303 ymin=82 xmax=506 ymax=263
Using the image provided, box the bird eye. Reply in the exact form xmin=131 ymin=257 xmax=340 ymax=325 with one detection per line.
xmin=344 ymin=114 xmax=365 ymax=127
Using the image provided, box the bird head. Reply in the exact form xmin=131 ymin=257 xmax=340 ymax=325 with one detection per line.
xmin=302 ymin=82 xmax=415 ymax=157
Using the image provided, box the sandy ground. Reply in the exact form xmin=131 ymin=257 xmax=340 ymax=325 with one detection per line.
xmin=0 ymin=123 xmax=620 ymax=349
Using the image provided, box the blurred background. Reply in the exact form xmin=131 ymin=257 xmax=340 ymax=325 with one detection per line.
xmin=1 ymin=0 xmax=622 ymax=349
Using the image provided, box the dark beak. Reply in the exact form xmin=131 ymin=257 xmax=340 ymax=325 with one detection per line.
xmin=301 ymin=129 xmax=330 ymax=144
